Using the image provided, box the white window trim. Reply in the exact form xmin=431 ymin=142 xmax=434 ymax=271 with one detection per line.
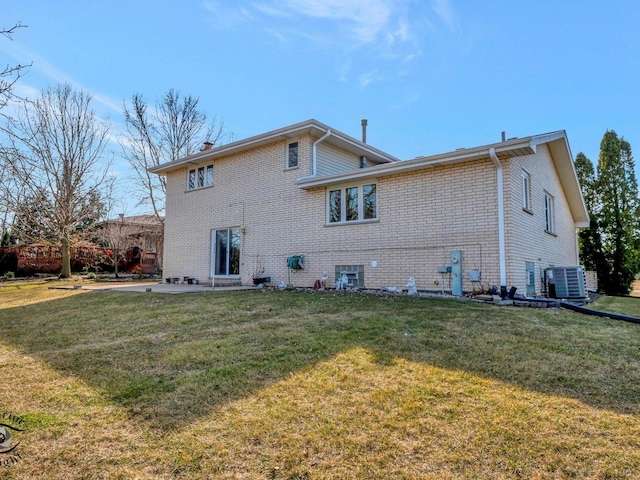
xmin=544 ymin=191 xmax=555 ymax=234
xmin=522 ymin=169 xmax=532 ymax=212
xmin=286 ymin=141 xmax=299 ymax=170
xmin=326 ymin=182 xmax=377 ymax=225
xmin=187 ymin=164 xmax=214 ymax=191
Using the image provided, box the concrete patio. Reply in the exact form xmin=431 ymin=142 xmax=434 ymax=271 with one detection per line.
xmin=80 ymin=281 xmax=255 ymax=294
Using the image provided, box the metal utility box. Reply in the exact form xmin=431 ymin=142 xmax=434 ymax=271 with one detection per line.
xmin=451 ymin=250 xmax=462 ymax=296
xmin=551 ymin=266 xmax=586 ymax=298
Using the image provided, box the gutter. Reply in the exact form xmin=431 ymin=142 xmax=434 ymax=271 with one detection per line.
xmin=312 ymin=129 xmax=331 ymax=176
xmin=489 ymin=147 xmax=507 ymax=295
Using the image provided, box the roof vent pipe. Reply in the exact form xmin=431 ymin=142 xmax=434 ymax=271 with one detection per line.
xmin=501 ymin=131 xmax=506 ymax=142
xmin=202 ymin=141 xmax=213 ymax=151
xmin=361 ymin=119 xmax=368 ymax=143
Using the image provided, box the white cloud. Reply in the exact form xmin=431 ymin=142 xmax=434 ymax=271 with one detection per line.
xmin=203 ymin=1 xmax=256 ymax=29
xmin=0 ymin=39 xmax=123 ymax=117
xmin=431 ymin=0 xmax=456 ymax=31
xmin=204 ymin=0 xmax=457 ymax=87
xmin=358 ymin=70 xmax=380 ymax=87
xmin=279 ymin=0 xmax=392 ymax=44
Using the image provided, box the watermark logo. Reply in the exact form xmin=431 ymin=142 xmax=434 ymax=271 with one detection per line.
xmin=1 ymin=412 xmax=26 ymax=468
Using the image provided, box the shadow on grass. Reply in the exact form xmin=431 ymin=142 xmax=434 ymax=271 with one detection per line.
xmin=1 ymin=289 xmax=639 ymax=428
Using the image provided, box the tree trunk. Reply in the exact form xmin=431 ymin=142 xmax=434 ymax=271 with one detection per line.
xmin=60 ymin=237 xmax=71 ymax=278
xmin=114 ymin=248 xmax=119 ymax=279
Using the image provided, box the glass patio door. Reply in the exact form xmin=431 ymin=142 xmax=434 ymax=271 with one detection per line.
xmin=212 ymin=229 xmax=241 ymax=276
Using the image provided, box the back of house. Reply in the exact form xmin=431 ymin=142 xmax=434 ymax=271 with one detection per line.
xmin=150 ymin=119 xmax=588 ymax=297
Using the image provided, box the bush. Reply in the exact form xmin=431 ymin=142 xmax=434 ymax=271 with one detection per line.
xmin=0 ymin=251 xmax=18 ymax=275
xmin=3 ymin=271 xmax=15 ymax=280
xmin=87 ymin=272 xmax=96 ymax=280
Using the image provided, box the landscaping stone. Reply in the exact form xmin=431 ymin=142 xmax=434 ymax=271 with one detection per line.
xmin=529 ymin=301 xmax=548 ymax=308
xmin=513 ymin=300 xmax=531 ymax=307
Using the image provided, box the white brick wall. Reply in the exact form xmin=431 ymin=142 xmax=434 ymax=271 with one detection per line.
xmin=504 ymin=144 xmax=579 ymax=295
xmin=162 ymin=135 xmax=577 ymax=294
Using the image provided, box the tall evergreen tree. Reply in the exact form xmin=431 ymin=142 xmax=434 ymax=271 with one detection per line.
xmin=596 ymin=131 xmax=640 ymax=294
xmin=575 ymin=152 xmax=610 ymax=288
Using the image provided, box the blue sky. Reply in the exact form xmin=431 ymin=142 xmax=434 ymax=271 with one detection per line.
xmin=1 ymin=1 xmax=639 ymax=212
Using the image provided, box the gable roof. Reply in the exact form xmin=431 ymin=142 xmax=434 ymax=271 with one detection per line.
xmin=297 ymin=130 xmax=590 ymax=227
xmin=148 ymin=119 xmax=400 ymax=175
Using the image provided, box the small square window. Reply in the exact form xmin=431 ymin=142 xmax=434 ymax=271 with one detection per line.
xmin=287 ymin=142 xmax=299 ymax=169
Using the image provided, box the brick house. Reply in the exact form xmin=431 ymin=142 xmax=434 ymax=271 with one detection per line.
xmin=149 ymin=119 xmax=589 ymax=296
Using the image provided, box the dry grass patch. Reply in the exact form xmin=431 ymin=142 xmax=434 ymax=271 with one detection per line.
xmin=181 ymin=348 xmax=640 ymax=479
xmin=1 ymin=285 xmax=639 ymax=478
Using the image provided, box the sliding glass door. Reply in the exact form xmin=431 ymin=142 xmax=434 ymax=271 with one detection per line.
xmin=211 ymin=228 xmax=241 ymax=276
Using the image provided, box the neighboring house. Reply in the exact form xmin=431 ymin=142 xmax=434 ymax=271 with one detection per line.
xmin=99 ymin=214 xmax=164 ymax=274
xmin=149 ymin=119 xmax=589 ymax=296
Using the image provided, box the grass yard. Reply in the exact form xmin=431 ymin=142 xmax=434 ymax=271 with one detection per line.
xmin=1 ymin=281 xmax=639 ymax=479
xmin=589 ymin=294 xmax=640 ymax=318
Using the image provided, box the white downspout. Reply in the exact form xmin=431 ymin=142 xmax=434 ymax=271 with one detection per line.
xmin=489 ymin=147 xmax=507 ymax=295
xmin=312 ymin=129 xmax=331 ymax=176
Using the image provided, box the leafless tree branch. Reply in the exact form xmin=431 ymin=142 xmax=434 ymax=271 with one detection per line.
xmin=121 ymin=90 xmax=231 ymax=223
xmin=3 ymin=83 xmax=112 ymax=277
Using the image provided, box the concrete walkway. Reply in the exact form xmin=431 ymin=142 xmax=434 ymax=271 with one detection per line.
xmin=81 ymin=281 xmax=255 ymax=294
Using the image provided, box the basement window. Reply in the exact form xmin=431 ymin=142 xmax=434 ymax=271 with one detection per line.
xmin=335 ymin=265 xmax=365 ymax=287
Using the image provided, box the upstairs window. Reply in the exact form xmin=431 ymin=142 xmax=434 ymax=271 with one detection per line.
xmin=544 ymin=192 xmax=555 ymax=233
xmin=328 ymin=183 xmax=377 ymax=224
xmin=188 ymin=164 xmax=213 ymax=190
xmin=287 ymin=142 xmax=299 ymax=169
xmin=522 ymin=170 xmax=532 ymax=212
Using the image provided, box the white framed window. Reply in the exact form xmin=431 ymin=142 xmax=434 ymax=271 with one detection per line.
xmin=522 ymin=170 xmax=532 ymax=212
xmin=286 ymin=142 xmax=299 ymax=169
xmin=327 ymin=183 xmax=377 ymax=224
xmin=188 ymin=164 xmax=213 ymax=190
xmin=544 ymin=192 xmax=555 ymax=233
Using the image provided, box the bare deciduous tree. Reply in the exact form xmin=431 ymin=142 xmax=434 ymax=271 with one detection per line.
xmin=121 ymin=90 xmax=230 ymax=222
xmin=1 ymin=22 xmax=31 ymax=113
xmin=0 ymin=22 xmax=30 ymax=239
xmin=3 ymin=83 xmax=112 ymax=277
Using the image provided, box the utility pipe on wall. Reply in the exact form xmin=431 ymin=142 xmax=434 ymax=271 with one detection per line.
xmin=312 ymin=129 xmax=332 ymax=176
xmin=489 ymin=147 xmax=507 ymax=295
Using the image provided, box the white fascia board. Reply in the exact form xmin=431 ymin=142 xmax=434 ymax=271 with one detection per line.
xmin=148 ymin=119 xmax=399 ymax=174
xmin=149 ymin=119 xmax=323 ymax=174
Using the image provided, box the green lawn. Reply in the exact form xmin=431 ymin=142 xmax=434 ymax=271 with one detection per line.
xmin=589 ymin=294 xmax=640 ymax=318
xmin=1 ymin=282 xmax=639 ymax=478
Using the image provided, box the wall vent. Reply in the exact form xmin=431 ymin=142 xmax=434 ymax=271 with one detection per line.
xmin=335 ymin=265 xmax=364 ymax=287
